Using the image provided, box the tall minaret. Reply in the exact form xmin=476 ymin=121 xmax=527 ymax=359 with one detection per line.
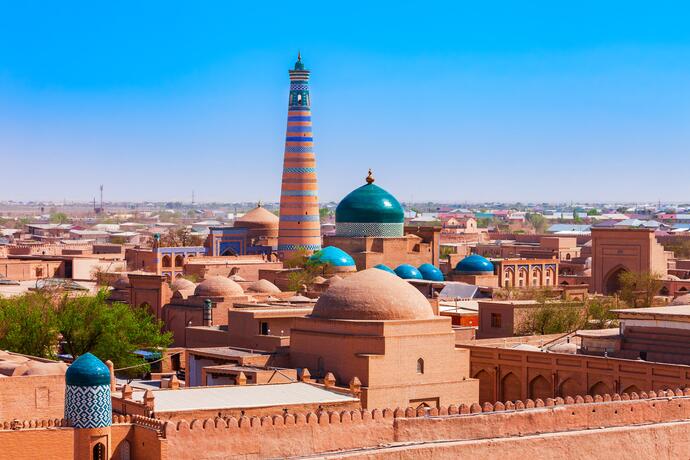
xmin=278 ymin=53 xmax=322 ymax=257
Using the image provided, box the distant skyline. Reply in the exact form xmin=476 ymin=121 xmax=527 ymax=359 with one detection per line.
xmin=1 ymin=1 xmax=689 ymax=203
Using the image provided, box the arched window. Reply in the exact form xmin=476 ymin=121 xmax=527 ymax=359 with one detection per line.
xmin=93 ymin=443 xmax=106 ymax=460
xmin=174 ymin=255 xmax=184 ymax=267
xmin=416 ymin=358 xmax=424 ymax=374
xmin=566 ymin=253 xmax=571 ymax=260
xmin=162 ymin=255 xmax=172 ymax=268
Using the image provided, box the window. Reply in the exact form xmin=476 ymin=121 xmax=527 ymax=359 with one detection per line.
xmin=504 ymin=280 xmax=510 ymax=288
xmin=491 ymin=313 xmax=502 ymax=328
xmin=93 ymin=443 xmax=106 ymax=460
xmin=416 ymin=358 xmax=424 ymax=374
xmin=174 ymin=255 xmax=184 ymax=267
xmin=162 ymin=255 xmax=172 ymax=268
xmin=260 ymin=322 xmax=269 ymax=335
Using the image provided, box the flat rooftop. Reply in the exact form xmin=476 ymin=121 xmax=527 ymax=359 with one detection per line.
xmin=613 ymin=305 xmax=690 ymax=318
xmin=187 ymin=346 xmax=273 ymax=358
xmin=129 ymin=382 xmax=356 ymax=412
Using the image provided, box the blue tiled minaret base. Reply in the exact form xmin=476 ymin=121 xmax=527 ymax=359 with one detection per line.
xmin=65 ymin=384 xmax=112 ymax=428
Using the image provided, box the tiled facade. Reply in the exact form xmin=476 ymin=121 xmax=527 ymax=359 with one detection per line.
xmin=277 ymin=55 xmax=322 ymax=257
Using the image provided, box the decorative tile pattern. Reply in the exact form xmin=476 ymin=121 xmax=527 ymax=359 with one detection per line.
xmin=335 ymin=222 xmax=404 ymax=237
xmin=283 ymin=167 xmax=316 ymax=173
xmin=278 ymin=56 xmax=322 ymax=257
xmin=278 ymin=243 xmax=322 ymax=251
xmin=65 ymin=384 xmax=112 ymax=428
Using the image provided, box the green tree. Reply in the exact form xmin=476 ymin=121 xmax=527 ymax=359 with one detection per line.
xmin=57 ymin=291 xmax=171 ymax=377
xmin=587 ymin=209 xmax=600 ymax=216
xmin=618 ymin=271 xmax=663 ymax=307
xmin=0 ymin=292 xmax=58 ymax=358
xmin=516 ymin=289 xmax=585 ymax=335
xmin=476 ymin=218 xmax=491 ymax=228
xmin=0 ymin=290 xmax=171 ymax=377
xmin=49 ymin=212 xmax=69 ymax=224
xmin=583 ymin=297 xmax=619 ymax=329
xmin=159 ymin=228 xmax=204 ymax=247
xmin=319 ymin=207 xmax=333 ymax=222
xmin=526 ymin=213 xmax=547 ymax=233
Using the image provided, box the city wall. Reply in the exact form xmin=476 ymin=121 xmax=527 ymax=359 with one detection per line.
xmin=160 ymin=389 xmax=690 ymax=459
xmin=4 ymin=391 xmax=690 ymax=458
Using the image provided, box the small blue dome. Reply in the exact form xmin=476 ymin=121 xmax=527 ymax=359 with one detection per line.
xmin=454 ymin=254 xmax=494 ymax=274
xmin=394 ymin=264 xmax=424 ymax=280
xmin=309 ymin=246 xmax=355 ymax=267
xmin=66 ymin=353 xmax=111 ymax=387
xmin=418 ymin=263 xmax=444 ymax=281
xmin=373 ymin=264 xmax=396 ymax=274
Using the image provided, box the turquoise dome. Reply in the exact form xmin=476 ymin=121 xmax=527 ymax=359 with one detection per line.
xmin=335 ymin=171 xmax=404 ymax=237
xmin=454 ymin=254 xmax=494 ymax=274
xmin=418 ymin=263 xmax=444 ymax=281
xmin=394 ymin=264 xmax=423 ymax=280
xmin=309 ymin=246 xmax=355 ymax=267
xmin=66 ymin=353 xmax=111 ymax=387
xmin=294 ymin=52 xmax=305 ymax=70
xmin=373 ymin=264 xmax=396 ymax=274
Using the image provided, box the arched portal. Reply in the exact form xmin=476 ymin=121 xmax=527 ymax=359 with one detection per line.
xmin=529 ymin=375 xmax=552 ymax=400
xmin=474 ymin=369 xmax=493 ymax=403
xmin=604 ymin=266 xmax=628 ymax=295
xmin=590 ymin=381 xmax=612 ymax=396
xmin=558 ymin=378 xmax=580 ymax=398
xmin=501 ymin=372 xmax=521 ymax=402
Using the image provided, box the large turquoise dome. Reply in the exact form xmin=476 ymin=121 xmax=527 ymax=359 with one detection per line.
xmin=66 ymin=352 xmax=111 ymax=387
xmin=395 ymin=264 xmax=424 ymax=280
xmin=335 ymin=171 xmax=404 ymax=237
xmin=454 ymin=254 xmax=494 ymax=274
xmin=418 ymin=263 xmax=444 ymax=281
xmin=309 ymin=246 xmax=355 ymax=267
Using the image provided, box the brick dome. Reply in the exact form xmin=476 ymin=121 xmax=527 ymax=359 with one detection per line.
xmin=311 ymin=268 xmax=434 ymax=321
xmin=171 ymin=277 xmax=195 ymax=292
xmin=246 ymin=279 xmax=281 ymax=294
xmin=235 ymin=205 xmax=279 ymax=229
xmin=194 ymin=276 xmax=244 ymax=297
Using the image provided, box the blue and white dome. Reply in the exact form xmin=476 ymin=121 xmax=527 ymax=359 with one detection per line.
xmin=394 ymin=264 xmax=424 ymax=280
xmin=64 ymin=353 xmax=112 ymax=429
xmin=454 ymin=254 xmax=494 ymax=274
xmin=335 ymin=171 xmax=404 ymax=238
xmin=418 ymin=263 xmax=444 ymax=281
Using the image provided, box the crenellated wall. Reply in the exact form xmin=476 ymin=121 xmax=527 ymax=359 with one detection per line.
xmin=160 ymin=388 xmax=690 ymax=459
xmin=5 ymin=390 xmax=690 ymax=458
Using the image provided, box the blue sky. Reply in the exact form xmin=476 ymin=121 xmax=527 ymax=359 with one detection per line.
xmin=1 ymin=1 xmax=689 ymax=203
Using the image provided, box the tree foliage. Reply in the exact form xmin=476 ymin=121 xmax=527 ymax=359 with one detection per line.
xmin=617 ymin=271 xmax=663 ymax=307
xmin=526 ymin=213 xmax=548 ymax=233
xmin=159 ymin=228 xmax=204 ymax=247
xmin=49 ymin=212 xmax=69 ymax=224
xmin=0 ymin=292 xmax=58 ymax=358
xmin=0 ymin=290 xmax=171 ymax=377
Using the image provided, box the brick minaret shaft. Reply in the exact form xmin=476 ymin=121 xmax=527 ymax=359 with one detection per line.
xmin=278 ymin=53 xmax=322 ymax=257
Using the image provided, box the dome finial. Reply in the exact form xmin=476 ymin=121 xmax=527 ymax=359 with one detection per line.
xmin=366 ymin=168 xmax=375 ymax=184
xmin=298 ymin=50 xmax=301 ymax=61
xmin=257 ymin=200 xmax=263 ymax=208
